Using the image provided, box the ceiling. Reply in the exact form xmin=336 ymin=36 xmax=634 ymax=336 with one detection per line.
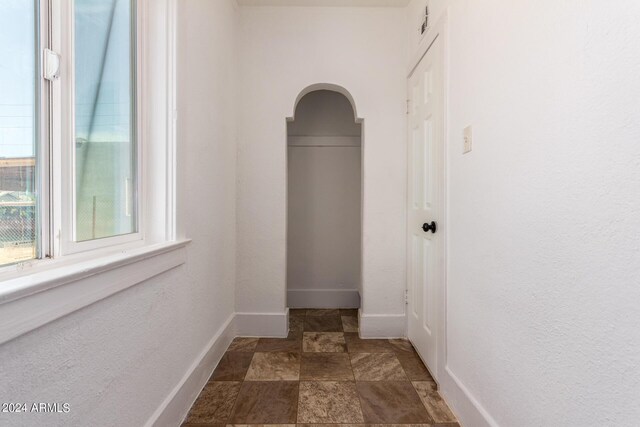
xmin=237 ymin=0 xmax=410 ymax=7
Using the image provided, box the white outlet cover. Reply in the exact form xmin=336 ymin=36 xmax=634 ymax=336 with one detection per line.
xmin=463 ymin=125 xmax=472 ymax=153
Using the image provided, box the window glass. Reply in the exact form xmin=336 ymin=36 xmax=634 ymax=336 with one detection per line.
xmin=0 ymin=0 xmax=39 ymax=266
xmin=74 ymin=0 xmax=136 ymax=241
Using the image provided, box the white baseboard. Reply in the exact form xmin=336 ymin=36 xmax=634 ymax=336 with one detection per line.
xmin=287 ymin=289 xmax=360 ymax=308
xmin=359 ymin=312 xmax=405 ymax=338
xmin=235 ymin=311 xmax=288 ymax=337
xmin=440 ymin=366 xmax=499 ymax=427
xmin=145 ymin=313 xmax=236 ymax=427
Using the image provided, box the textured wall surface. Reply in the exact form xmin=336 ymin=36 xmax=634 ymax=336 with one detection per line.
xmin=3 ymin=2 xmax=639 ymax=426
xmin=236 ymin=6 xmax=407 ymax=317
xmin=0 ymin=1 xmax=239 ymax=426
xmin=407 ymin=1 xmax=640 ymax=426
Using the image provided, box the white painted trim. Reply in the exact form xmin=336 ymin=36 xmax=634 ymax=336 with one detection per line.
xmin=407 ymin=9 xmax=499 ymax=427
xmin=406 ymin=7 xmax=448 ymax=385
xmin=0 ymin=240 xmax=190 ymax=345
xmin=235 ymin=311 xmax=289 ymax=337
xmin=0 ymin=239 xmax=189 ymax=304
xmin=359 ymin=312 xmax=405 ymax=338
xmin=58 ymin=0 xmax=145 ymax=256
xmin=37 ymin=0 xmax=177 ymax=259
xmin=164 ymin=0 xmax=178 ymax=242
xmin=287 ymin=289 xmax=360 ymax=308
xmin=441 ymin=366 xmax=498 ymax=427
xmin=145 ymin=313 xmax=236 ymax=427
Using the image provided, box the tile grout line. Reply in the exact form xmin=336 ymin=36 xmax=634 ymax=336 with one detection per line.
xmin=346 ymin=332 xmax=367 ymax=424
xmin=224 ymin=342 xmax=254 ymax=425
xmin=293 ymin=310 xmax=305 ymax=424
xmin=186 ymin=310 xmax=458 ymax=427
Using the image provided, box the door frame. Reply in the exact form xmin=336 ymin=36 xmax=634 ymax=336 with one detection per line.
xmin=405 ymin=9 xmax=450 ymax=383
xmin=285 ymin=84 xmax=365 ymax=314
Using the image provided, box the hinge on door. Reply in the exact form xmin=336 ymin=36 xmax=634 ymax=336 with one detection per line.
xmin=406 ymin=99 xmax=410 ymax=115
xmin=404 ymin=289 xmax=409 ymax=305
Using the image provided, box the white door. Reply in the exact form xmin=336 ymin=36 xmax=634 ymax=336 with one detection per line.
xmin=407 ymin=35 xmax=444 ymax=378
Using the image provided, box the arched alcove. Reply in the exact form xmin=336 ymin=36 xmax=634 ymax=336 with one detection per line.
xmin=288 ymin=83 xmax=362 ymax=123
xmin=286 ymin=88 xmax=363 ymax=311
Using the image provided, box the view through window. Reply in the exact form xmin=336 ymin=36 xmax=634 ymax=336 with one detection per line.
xmin=0 ymin=1 xmax=38 ymax=266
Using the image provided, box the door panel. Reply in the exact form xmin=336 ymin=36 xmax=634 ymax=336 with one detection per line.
xmin=407 ymin=35 xmax=444 ymax=379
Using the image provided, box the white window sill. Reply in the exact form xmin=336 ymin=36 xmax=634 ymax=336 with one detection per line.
xmin=0 ymin=239 xmax=191 ymax=345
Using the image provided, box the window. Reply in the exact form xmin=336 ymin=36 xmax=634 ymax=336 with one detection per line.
xmin=0 ymin=0 xmax=179 ymax=346
xmin=0 ymin=1 xmax=40 ymax=266
xmin=0 ymin=0 xmax=144 ymax=269
xmin=73 ymin=0 xmax=137 ymax=242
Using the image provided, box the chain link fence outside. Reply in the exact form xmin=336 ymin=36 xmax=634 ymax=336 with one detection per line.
xmin=0 ymin=199 xmax=36 ymax=265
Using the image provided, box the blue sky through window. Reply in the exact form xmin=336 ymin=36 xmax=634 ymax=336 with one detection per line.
xmin=0 ymin=0 xmax=36 ymax=159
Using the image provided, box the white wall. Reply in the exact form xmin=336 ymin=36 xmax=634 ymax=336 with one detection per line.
xmin=407 ymin=1 xmax=640 ymax=426
xmin=0 ymin=1 xmax=240 ymax=426
xmin=287 ymin=91 xmax=362 ymax=308
xmin=236 ymin=6 xmax=407 ymax=336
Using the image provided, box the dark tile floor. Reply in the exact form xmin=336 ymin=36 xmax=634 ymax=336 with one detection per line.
xmin=183 ymin=309 xmax=458 ymax=427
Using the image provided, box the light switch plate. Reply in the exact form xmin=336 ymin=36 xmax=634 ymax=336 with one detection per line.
xmin=463 ymin=125 xmax=472 ymax=153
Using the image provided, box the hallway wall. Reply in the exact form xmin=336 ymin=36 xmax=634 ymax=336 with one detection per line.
xmin=236 ymin=6 xmax=407 ymax=336
xmin=287 ymin=91 xmax=362 ymax=308
xmin=407 ymin=1 xmax=640 ymax=426
xmin=0 ymin=1 xmax=240 ymax=426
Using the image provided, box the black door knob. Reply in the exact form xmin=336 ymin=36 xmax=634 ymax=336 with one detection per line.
xmin=422 ymin=221 xmax=437 ymax=234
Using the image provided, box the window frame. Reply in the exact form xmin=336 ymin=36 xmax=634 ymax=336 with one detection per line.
xmin=0 ymin=0 xmax=178 ymax=280
xmin=55 ymin=0 xmax=144 ymax=256
xmin=0 ymin=0 xmax=46 ymax=269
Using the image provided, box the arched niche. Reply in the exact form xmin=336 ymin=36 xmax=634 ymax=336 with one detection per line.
xmin=286 ymin=85 xmax=363 ymax=311
xmin=287 ymin=83 xmax=362 ymax=124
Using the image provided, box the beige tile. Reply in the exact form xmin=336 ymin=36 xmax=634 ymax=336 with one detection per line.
xmin=297 ymin=425 xmax=364 ymax=427
xmin=388 ymin=338 xmax=415 ymax=353
xmin=244 ymin=352 xmax=300 ymax=381
xmin=412 ymin=380 xmax=437 ymax=393
xmin=209 ymin=352 xmax=254 ymax=381
xmin=255 ymin=336 xmax=302 ymax=352
xmin=357 ymin=381 xmax=433 ymax=424
xmin=350 ymin=353 xmax=407 ymax=381
xmin=297 ymin=381 xmax=364 ymax=423
xmin=341 ymin=315 xmax=359 ymax=332
xmin=289 ymin=308 xmax=307 ymax=317
xmin=413 ymin=381 xmax=457 ymax=423
xmin=367 ymin=424 xmax=433 ymax=427
xmin=396 ymin=352 xmax=434 ymax=381
xmin=306 ymin=308 xmax=340 ymax=316
xmin=289 ymin=316 xmax=304 ymax=332
xmin=304 ymin=315 xmax=343 ymax=332
xmin=227 ymin=425 xmax=295 ymax=427
xmin=227 ymin=337 xmax=258 ymax=352
xmin=296 ymin=423 xmax=368 ymax=427
xmin=345 ymin=332 xmax=393 ymax=353
xmin=339 ymin=308 xmax=359 ymax=317
xmin=302 ymin=332 xmax=346 ymax=352
xmin=185 ymin=381 xmax=241 ymax=424
xmin=300 ymin=352 xmax=354 ymax=380
xmin=296 ymin=423 xmax=367 ymax=427
xmin=229 ymin=381 xmax=299 ymax=424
